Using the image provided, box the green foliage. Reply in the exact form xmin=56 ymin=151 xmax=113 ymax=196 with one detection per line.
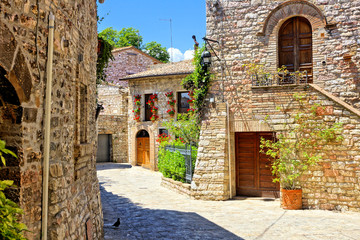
xmin=157 ymin=141 xmax=197 ymax=183
xmin=99 ymin=27 xmax=143 ymax=49
xmin=181 ymin=45 xmax=212 ymax=114
xmin=260 ymin=95 xmax=344 ymax=190
xmin=0 ymin=140 xmax=27 ymax=240
xmin=162 ymin=113 xmax=200 ymax=147
xmin=144 ymin=41 xmax=170 ymax=63
xmin=97 ymin=36 xmax=114 ymax=84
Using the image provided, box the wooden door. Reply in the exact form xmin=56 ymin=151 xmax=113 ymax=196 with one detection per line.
xmin=235 ymin=132 xmax=279 ymax=197
xmin=279 ymin=17 xmax=312 ymax=83
xmin=137 ymin=137 xmax=150 ymax=166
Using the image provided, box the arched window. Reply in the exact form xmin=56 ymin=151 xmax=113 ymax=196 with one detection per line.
xmin=279 ymin=17 xmax=313 ymax=83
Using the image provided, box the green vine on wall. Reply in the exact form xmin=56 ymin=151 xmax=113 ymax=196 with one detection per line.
xmin=96 ymin=36 xmax=114 ymax=84
xmin=181 ymin=45 xmax=212 ymax=114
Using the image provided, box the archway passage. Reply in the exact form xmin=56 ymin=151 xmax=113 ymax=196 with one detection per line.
xmin=136 ymin=130 xmax=150 ymax=168
xmin=279 ymin=17 xmax=313 ymax=83
xmin=0 ymin=66 xmax=22 ymax=203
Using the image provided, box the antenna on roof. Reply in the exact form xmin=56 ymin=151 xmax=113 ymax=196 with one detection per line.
xmin=160 ymin=18 xmax=173 ymax=62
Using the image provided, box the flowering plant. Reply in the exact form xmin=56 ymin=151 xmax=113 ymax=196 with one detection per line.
xmin=151 ymin=106 xmax=158 ymax=113
xmin=167 ymin=109 xmax=175 ymax=116
xmin=187 ymin=99 xmax=194 ymax=104
xmin=188 ymin=91 xmax=194 ymax=97
xmin=147 ymin=100 xmax=154 ymax=107
xmin=134 ymin=94 xmax=141 ymax=101
xmin=157 ymin=133 xmax=170 ymax=143
xmin=165 ymin=91 xmax=174 ymax=98
xmin=187 ymin=108 xmax=195 ymax=114
xmin=150 ymin=94 xmax=158 ymax=102
xmin=135 ymin=100 xmax=141 ymax=106
xmin=133 ymin=108 xmax=140 ymax=114
xmin=150 ymin=114 xmax=159 ymax=122
xmin=134 ymin=115 xmax=140 ymax=122
xmin=168 ymin=99 xmax=176 ymax=106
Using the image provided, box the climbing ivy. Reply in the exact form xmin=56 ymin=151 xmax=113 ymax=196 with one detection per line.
xmin=96 ymin=36 xmax=114 ymax=84
xmin=181 ymin=45 xmax=212 ymax=114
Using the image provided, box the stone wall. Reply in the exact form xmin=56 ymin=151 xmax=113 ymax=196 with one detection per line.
xmin=194 ymin=0 xmax=360 ymax=210
xmin=98 ymin=84 xmax=128 ymax=163
xmin=0 ymin=0 xmax=103 ymax=239
xmin=105 ymin=46 xmax=161 ymax=86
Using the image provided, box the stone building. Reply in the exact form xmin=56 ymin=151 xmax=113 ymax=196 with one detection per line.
xmin=123 ymin=61 xmax=194 ymax=170
xmin=0 ymin=0 xmax=103 ymax=239
xmin=104 ymin=46 xmax=162 ymax=86
xmin=188 ymin=0 xmax=360 ymax=211
xmin=97 ymin=84 xmax=129 ymax=163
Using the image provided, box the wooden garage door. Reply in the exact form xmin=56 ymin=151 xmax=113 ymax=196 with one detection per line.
xmin=235 ymin=132 xmax=279 ymax=197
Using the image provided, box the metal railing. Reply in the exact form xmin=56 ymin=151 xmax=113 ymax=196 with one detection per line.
xmin=251 ymin=71 xmax=309 ymax=87
xmin=164 ymin=143 xmax=193 ymax=183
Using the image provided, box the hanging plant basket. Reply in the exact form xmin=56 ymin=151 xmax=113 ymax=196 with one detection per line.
xmin=134 ymin=115 xmax=141 ymax=122
xmin=167 ymin=109 xmax=175 ymax=117
xmin=151 ymin=106 xmax=158 ymax=114
xmin=165 ymin=91 xmax=174 ymax=99
xmin=150 ymin=93 xmax=158 ymax=102
xmin=168 ymin=99 xmax=176 ymax=107
xmin=150 ymin=114 xmax=159 ymax=122
xmin=147 ymin=100 xmax=154 ymax=107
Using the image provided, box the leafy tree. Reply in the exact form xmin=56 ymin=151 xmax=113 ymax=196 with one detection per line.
xmin=144 ymin=41 xmax=170 ymax=63
xmin=98 ymin=27 xmax=143 ymax=49
xmin=0 ymin=140 xmax=28 ymax=239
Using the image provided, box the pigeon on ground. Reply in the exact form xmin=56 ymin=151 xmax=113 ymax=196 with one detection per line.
xmin=112 ymin=218 xmax=120 ymax=227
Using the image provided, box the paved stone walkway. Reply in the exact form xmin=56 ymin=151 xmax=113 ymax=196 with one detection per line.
xmin=97 ymin=163 xmax=360 ymax=240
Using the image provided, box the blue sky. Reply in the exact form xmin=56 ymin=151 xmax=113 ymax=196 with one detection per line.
xmin=97 ymin=0 xmax=206 ymax=61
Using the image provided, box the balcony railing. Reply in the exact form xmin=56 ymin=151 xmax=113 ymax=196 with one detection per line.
xmin=252 ymin=71 xmax=309 ymax=87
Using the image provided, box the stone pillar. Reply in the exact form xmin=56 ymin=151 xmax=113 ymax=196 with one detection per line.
xmin=191 ymin=102 xmax=229 ymax=200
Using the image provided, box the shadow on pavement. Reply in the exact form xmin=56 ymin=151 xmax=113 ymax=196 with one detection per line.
xmin=96 ymin=163 xmax=132 ymax=171
xmin=99 ymin=182 xmax=244 ymax=240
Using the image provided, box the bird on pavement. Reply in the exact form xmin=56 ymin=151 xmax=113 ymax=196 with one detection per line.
xmin=112 ymin=218 xmax=120 ymax=227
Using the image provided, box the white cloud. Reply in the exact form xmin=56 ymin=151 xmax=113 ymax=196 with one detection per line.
xmin=184 ymin=50 xmax=194 ymax=60
xmin=167 ymin=48 xmax=194 ymax=62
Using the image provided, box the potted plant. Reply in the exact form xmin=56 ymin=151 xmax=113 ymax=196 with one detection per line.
xmin=168 ymin=99 xmax=176 ymax=107
xmin=151 ymin=106 xmax=158 ymax=114
xmin=165 ymin=91 xmax=174 ymax=99
xmin=187 ymin=99 xmax=194 ymax=107
xmin=150 ymin=93 xmax=158 ymax=102
xmin=135 ymin=100 xmax=141 ymax=106
xmin=150 ymin=114 xmax=159 ymax=122
xmin=187 ymin=108 xmax=195 ymax=114
xmin=134 ymin=115 xmax=140 ymax=122
xmin=260 ymin=93 xmax=343 ymax=210
xmin=167 ymin=109 xmax=175 ymax=117
xmin=147 ymin=100 xmax=154 ymax=107
xmin=133 ymin=108 xmax=140 ymax=115
xmin=134 ymin=94 xmax=141 ymax=101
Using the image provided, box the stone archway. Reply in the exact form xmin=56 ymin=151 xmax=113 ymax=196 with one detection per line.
xmin=0 ymin=21 xmax=32 ymax=103
xmin=258 ymin=0 xmax=328 ymax=37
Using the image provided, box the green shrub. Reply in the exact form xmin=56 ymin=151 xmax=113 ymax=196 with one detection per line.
xmin=0 ymin=140 xmax=28 ymax=240
xmin=158 ymin=141 xmax=197 ymax=183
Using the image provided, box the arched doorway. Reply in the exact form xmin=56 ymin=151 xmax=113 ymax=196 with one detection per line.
xmin=279 ymin=17 xmax=313 ymax=83
xmin=136 ymin=130 xmax=150 ymax=168
xmin=0 ymin=66 xmax=22 ymax=203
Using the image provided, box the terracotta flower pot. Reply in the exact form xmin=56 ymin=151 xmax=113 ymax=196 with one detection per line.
xmin=281 ymin=189 xmax=302 ymax=210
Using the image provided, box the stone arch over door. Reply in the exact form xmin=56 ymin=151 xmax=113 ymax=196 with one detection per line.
xmin=259 ymin=1 xmax=328 ymax=82
xmin=258 ymin=0 xmax=327 ymax=37
xmin=0 ymin=21 xmax=33 ymax=103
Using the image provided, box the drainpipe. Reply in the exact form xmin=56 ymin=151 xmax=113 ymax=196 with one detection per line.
xmin=227 ymin=102 xmax=232 ymax=199
xmin=42 ymin=12 xmax=55 ymax=240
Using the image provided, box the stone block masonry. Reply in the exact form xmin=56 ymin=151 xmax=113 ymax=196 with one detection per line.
xmin=191 ymin=0 xmax=360 ymax=211
xmin=0 ymin=0 xmax=103 ymax=239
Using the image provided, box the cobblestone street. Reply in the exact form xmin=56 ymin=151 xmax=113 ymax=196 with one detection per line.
xmin=97 ymin=163 xmax=360 ymax=240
